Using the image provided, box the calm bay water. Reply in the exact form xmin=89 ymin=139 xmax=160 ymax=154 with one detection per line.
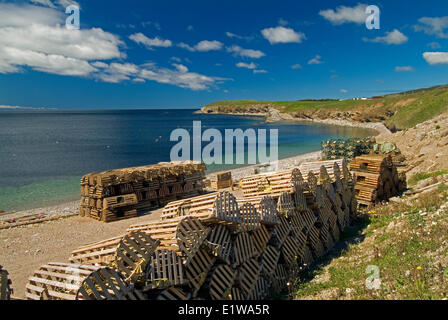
xmin=0 ymin=109 xmax=376 ymax=211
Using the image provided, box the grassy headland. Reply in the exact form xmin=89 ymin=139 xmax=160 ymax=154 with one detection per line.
xmin=201 ymin=84 xmax=448 ymax=131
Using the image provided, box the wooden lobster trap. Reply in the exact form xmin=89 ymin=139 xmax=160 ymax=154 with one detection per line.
xmin=281 ymin=236 xmax=302 ymax=265
xmin=232 ymin=232 xmax=258 ymax=267
xmin=144 ymin=250 xmax=186 ymax=290
xmin=237 ymin=196 xmax=279 ymax=225
xmin=205 ymin=224 xmax=233 ymax=264
xmin=128 ymin=217 xmax=210 ymax=265
xmin=299 ymin=208 xmax=317 ymax=235
xmin=238 ymin=203 xmax=261 ymax=232
xmin=237 ymin=258 xmax=261 ymax=296
xmin=247 ymin=277 xmax=271 ymax=300
xmin=69 ymin=235 xmax=123 ymax=266
xmin=271 ymin=217 xmax=291 ymax=248
xmin=308 ymin=226 xmax=326 ymax=259
xmin=260 ymin=245 xmax=281 ymax=277
xmin=240 ymin=168 xmax=303 ymax=198
xmin=26 ymin=263 xmax=135 ymax=300
xmin=251 ymin=225 xmax=272 ymax=256
xmin=277 ymin=192 xmax=296 ymax=218
xmin=0 ymin=265 xmax=13 ymax=300
xmin=114 ymin=231 xmax=160 ymax=284
xmin=299 ymin=159 xmax=345 ymax=183
xmin=161 ymin=192 xmax=241 ymax=226
xmin=184 ymin=248 xmax=215 ymax=296
xmin=209 ymin=264 xmax=236 ymax=300
xmin=210 ymin=171 xmax=233 ymax=190
xmin=76 ymin=268 xmax=143 ymax=300
xmin=272 ymin=264 xmax=289 ymax=294
xmin=26 ymin=263 xmax=99 ymax=300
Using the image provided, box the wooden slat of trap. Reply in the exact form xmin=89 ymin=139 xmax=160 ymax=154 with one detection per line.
xmin=157 ymin=287 xmax=189 ymax=300
xmin=209 ymin=265 xmax=235 ymax=300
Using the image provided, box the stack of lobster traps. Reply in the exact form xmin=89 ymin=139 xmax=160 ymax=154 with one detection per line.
xmin=1 ymin=265 xmax=13 ymax=300
xmin=321 ymin=137 xmax=376 ymax=162
xmin=349 ymin=153 xmax=403 ymax=208
xmin=25 ymin=159 xmax=357 ymax=301
xmin=79 ymin=161 xmax=206 ymax=222
xmin=209 ymin=171 xmax=233 ymax=190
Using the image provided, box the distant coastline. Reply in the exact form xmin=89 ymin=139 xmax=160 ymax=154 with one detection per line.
xmin=196 ymin=106 xmax=391 ymax=135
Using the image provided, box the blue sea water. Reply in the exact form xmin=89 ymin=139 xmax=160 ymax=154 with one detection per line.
xmin=0 ymin=109 xmax=376 ymax=211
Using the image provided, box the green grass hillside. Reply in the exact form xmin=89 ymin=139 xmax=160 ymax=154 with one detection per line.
xmin=204 ymin=85 xmax=448 ymax=130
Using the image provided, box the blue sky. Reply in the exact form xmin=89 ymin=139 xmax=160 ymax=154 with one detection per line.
xmin=0 ymin=0 xmax=447 ymax=109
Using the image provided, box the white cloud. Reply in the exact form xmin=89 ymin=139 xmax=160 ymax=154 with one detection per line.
xmin=179 ymin=40 xmax=223 ymax=52
xmin=261 ymin=26 xmax=306 ymax=44
xmin=291 ymin=64 xmax=302 ymax=69
xmin=30 ymin=0 xmax=80 ymax=8
xmin=30 ymin=0 xmax=56 ymax=8
xmin=423 ymin=52 xmax=448 ymax=65
xmin=0 ymin=4 xmax=123 ymax=76
xmin=225 ymin=32 xmax=253 ymax=41
xmin=253 ymin=69 xmax=267 ymax=74
xmin=395 ymin=66 xmax=414 ymax=72
xmin=91 ymin=61 xmax=108 ymax=68
xmin=363 ymin=29 xmax=408 ymax=45
xmin=138 ymin=64 xmax=231 ymax=91
xmin=319 ymin=3 xmax=368 ymax=25
xmin=340 ymin=89 xmax=348 ymax=93
xmin=308 ymin=55 xmax=323 ymax=65
xmin=227 ymin=45 xmax=265 ymax=59
xmin=195 ymin=40 xmax=223 ymax=51
xmin=97 ymin=62 xmax=140 ymax=83
xmin=0 ymin=3 xmax=228 ymax=91
xmin=414 ymin=16 xmax=448 ymax=38
xmin=236 ymin=62 xmax=257 ymax=69
xmin=129 ymin=33 xmax=172 ymax=49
